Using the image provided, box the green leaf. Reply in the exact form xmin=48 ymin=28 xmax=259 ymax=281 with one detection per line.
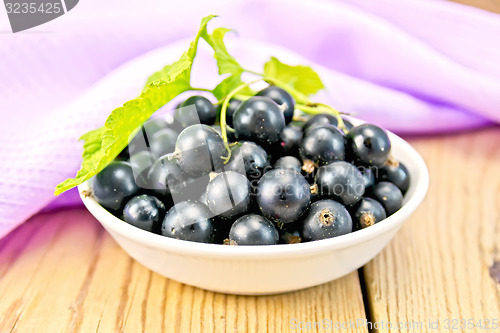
xmin=263 ymin=56 xmax=325 ymax=97
xmin=55 ymin=15 xmax=217 ymax=195
xmin=204 ymin=26 xmax=253 ymax=101
xmin=202 ymin=27 xmax=243 ymax=76
xmin=212 ymin=74 xmax=242 ymax=100
xmin=54 ymin=128 xmax=106 ymax=195
xmin=212 ymin=74 xmax=257 ymax=101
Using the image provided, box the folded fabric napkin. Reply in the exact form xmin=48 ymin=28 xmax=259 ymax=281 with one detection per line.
xmin=1 ymin=0 xmax=499 ymax=239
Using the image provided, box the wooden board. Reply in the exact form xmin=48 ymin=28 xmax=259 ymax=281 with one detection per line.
xmin=450 ymin=0 xmax=500 ymax=13
xmin=363 ymin=128 xmax=500 ymax=333
xmin=0 ymin=209 xmax=368 ymax=333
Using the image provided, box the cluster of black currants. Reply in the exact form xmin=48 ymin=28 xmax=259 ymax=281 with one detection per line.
xmin=91 ymin=86 xmax=410 ymax=245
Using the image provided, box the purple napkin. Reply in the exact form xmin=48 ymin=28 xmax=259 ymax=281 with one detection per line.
xmin=1 ymin=0 xmax=499 ymax=239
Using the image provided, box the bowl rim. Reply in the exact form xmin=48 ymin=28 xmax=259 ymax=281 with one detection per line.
xmin=79 ymin=121 xmax=429 ymax=259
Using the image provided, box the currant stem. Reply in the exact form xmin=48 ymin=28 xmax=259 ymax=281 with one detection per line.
xmin=189 ymin=86 xmax=213 ymax=92
xmin=243 ymin=68 xmax=311 ymax=104
xmin=242 ymin=68 xmax=348 ymax=133
xmin=220 ymin=79 xmax=266 ymax=163
xmin=295 ymin=103 xmax=348 ymax=134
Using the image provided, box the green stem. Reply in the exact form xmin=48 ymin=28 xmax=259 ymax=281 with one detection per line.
xmin=189 ymin=86 xmax=213 ymax=92
xmin=220 ymin=79 xmax=266 ymax=163
xmin=242 ymin=68 xmax=312 ymax=105
xmin=263 ymin=76 xmax=311 ymax=105
xmin=296 ymin=103 xmax=347 ymax=133
xmin=243 ymin=69 xmax=262 ymax=76
xmin=241 ymin=69 xmax=347 ymax=132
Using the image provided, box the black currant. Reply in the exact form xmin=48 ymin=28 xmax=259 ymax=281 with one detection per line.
xmin=175 ymin=95 xmax=216 ymax=127
xmin=315 ymin=161 xmax=365 ymax=206
xmin=198 ymin=190 xmax=208 ymax=206
xmin=228 ymin=214 xmax=279 ymax=245
xmin=299 ymin=125 xmax=345 ymax=173
xmin=342 ymin=118 xmax=354 ymax=131
xmin=352 ymin=197 xmax=386 ymax=230
xmin=377 ymin=161 xmax=410 ymax=194
xmin=359 ymin=166 xmax=376 ymax=189
xmin=146 ymin=156 xmax=186 ymax=197
xmin=161 ymin=201 xmax=215 ymax=243
xmin=302 ymin=199 xmax=352 ymax=241
xmin=140 ymin=118 xmax=169 ymax=137
xmin=274 ymin=156 xmax=302 ymax=173
xmin=128 ymin=150 xmax=155 ymax=187
xmin=173 ymin=173 xmax=210 ymax=204
xmin=278 ymin=221 xmax=303 ymax=244
xmin=369 ymin=182 xmax=403 ymax=216
xmin=257 ymin=168 xmax=311 ymax=224
xmin=278 ymin=125 xmax=303 ymax=156
xmin=211 ymin=124 xmax=236 ymax=142
xmin=123 ymin=194 xmax=167 ymax=233
xmin=174 ymin=124 xmax=226 ymax=176
xmin=233 ymin=96 xmax=285 ymax=146
xmin=256 ymin=86 xmax=295 ymax=124
xmin=226 ymin=141 xmax=270 ymax=181
xmin=346 ymin=124 xmax=391 ymax=167
xmin=149 ymin=128 xmax=178 ymax=159
xmin=303 ymin=114 xmax=337 ymax=133
xmin=127 ymin=118 xmax=169 ymax=156
xmin=212 ymin=217 xmax=234 ymax=244
xmin=92 ymin=161 xmax=139 ymax=211
xmin=205 ymin=171 xmax=251 ymax=219
xmin=217 ymin=98 xmax=242 ymax=128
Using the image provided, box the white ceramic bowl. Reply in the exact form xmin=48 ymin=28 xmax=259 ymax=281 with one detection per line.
xmin=79 ymin=122 xmax=428 ymax=295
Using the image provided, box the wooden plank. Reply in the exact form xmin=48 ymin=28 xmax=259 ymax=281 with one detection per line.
xmin=0 ymin=209 xmax=368 ymax=333
xmin=363 ymin=128 xmax=500 ymax=333
xmin=448 ymin=0 xmax=500 ymax=13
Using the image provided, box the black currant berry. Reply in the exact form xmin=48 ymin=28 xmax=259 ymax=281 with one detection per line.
xmin=129 ymin=151 xmax=155 ymax=187
xmin=341 ymin=118 xmax=354 ymax=131
xmin=274 ymin=156 xmax=302 ymax=173
xmin=257 ymin=168 xmax=311 ymax=224
xmin=315 ymin=161 xmax=365 ymax=206
xmin=352 ymin=197 xmax=386 ymax=230
xmin=173 ymin=173 xmax=210 ymax=204
xmin=217 ymin=98 xmax=242 ymax=128
xmin=256 ymin=86 xmax=295 ymax=124
xmin=278 ymin=221 xmax=303 ymax=244
xmin=302 ymin=199 xmax=352 ymax=241
xmin=278 ymin=125 xmax=303 ymax=156
xmin=174 ymin=124 xmax=226 ymax=176
xmin=175 ymin=95 xmax=216 ymax=127
xmin=205 ymin=171 xmax=251 ymax=219
xmin=360 ymin=167 xmax=376 ymax=189
xmin=211 ymin=124 xmax=236 ymax=142
xmin=149 ymin=128 xmax=178 ymax=159
xmin=377 ymin=161 xmax=410 ymax=194
xmin=228 ymin=214 xmax=279 ymax=245
xmin=226 ymin=141 xmax=270 ymax=181
xmin=303 ymin=114 xmax=337 ymax=133
xmin=346 ymin=124 xmax=391 ymax=167
xmin=161 ymin=201 xmax=215 ymax=243
xmin=369 ymin=182 xmax=403 ymax=216
xmin=92 ymin=161 xmax=139 ymax=211
xmin=299 ymin=125 xmax=345 ymax=173
xmin=123 ymin=194 xmax=167 ymax=233
xmin=212 ymin=217 xmax=234 ymax=244
xmin=126 ymin=118 xmax=169 ymax=156
xmin=141 ymin=118 xmax=169 ymax=137
xmin=198 ymin=190 xmax=208 ymax=206
xmin=146 ymin=156 xmax=186 ymax=197
xmin=233 ymin=96 xmax=285 ymax=146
